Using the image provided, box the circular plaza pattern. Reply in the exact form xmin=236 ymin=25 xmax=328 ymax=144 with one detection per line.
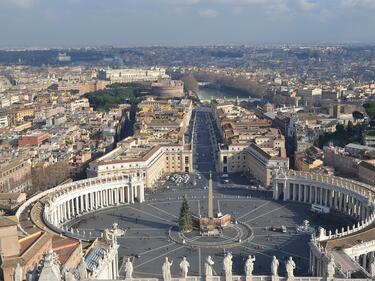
xmin=70 ymin=183 xmax=356 ymax=278
xmin=169 ymin=221 xmax=254 ymax=248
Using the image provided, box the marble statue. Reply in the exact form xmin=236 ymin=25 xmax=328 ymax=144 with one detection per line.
xmin=285 ymin=257 xmax=296 ymax=278
xmin=78 ymin=255 xmax=88 ymax=280
xmin=125 ymin=257 xmax=134 ymax=279
xmin=223 ymin=252 xmax=233 ymax=281
xmin=179 ymin=257 xmax=190 ymax=278
xmin=64 ymin=271 xmax=76 ymax=281
xmin=162 ymin=257 xmax=173 ymax=281
xmin=103 ymin=228 xmax=110 ymax=241
xmin=271 ymin=256 xmax=279 ymax=276
xmin=370 ymin=257 xmax=375 ymax=277
xmin=205 ymin=256 xmax=215 ymax=280
xmin=326 ymin=255 xmax=335 ymax=278
xmin=38 ymin=249 xmax=62 ymax=281
xmin=245 ymin=255 xmax=256 ymax=277
xmin=12 ymin=263 xmax=22 ymax=281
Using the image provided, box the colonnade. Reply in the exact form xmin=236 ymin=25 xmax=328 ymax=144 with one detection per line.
xmin=47 ymin=184 xmax=142 ymax=227
xmin=355 ymin=252 xmax=375 ymax=275
xmin=274 ymin=181 xmax=370 ymax=220
xmin=31 ymin=174 xmax=146 ymax=237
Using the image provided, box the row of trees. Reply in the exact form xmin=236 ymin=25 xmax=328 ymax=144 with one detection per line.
xmin=192 ymin=70 xmax=267 ymax=98
xmin=316 ymin=122 xmax=366 ymax=148
xmin=30 ymin=161 xmax=72 ymax=194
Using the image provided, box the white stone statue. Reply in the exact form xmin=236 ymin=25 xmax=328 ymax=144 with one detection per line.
xmin=125 ymin=257 xmax=134 ymax=279
xmin=64 ymin=270 xmax=77 ymax=281
xmin=370 ymin=257 xmax=375 ymax=277
xmin=285 ymin=257 xmax=296 ymax=278
xmin=162 ymin=257 xmax=173 ymax=281
xmin=103 ymin=228 xmax=110 ymax=241
xmin=271 ymin=256 xmax=279 ymax=276
xmin=12 ymin=263 xmax=22 ymax=281
xmin=303 ymin=220 xmax=310 ymax=231
xmin=205 ymin=255 xmax=215 ymax=280
xmin=179 ymin=257 xmax=190 ymax=278
xmin=78 ymin=255 xmax=88 ymax=280
xmin=245 ymin=255 xmax=256 ymax=277
xmin=38 ymin=249 xmax=62 ymax=281
xmin=326 ymin=255 xmax=335 ymax=278
xmin=223 ymin=252 xmax=233 ymax=281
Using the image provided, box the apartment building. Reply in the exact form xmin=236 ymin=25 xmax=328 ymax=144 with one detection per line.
xmin=87 ymin=137 xmax=193 ymax=188
xmin=0 ymin=157 xmax=32 ymax=193
xmin=212 ymin=100 xmax=289 ymax=187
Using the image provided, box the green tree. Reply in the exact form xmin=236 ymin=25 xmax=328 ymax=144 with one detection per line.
xmin=179 ymin=196 xmax=193 ymax=233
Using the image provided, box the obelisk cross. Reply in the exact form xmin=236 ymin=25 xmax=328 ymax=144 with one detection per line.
xmin=208 ymin=171 xmax=213 ymax=218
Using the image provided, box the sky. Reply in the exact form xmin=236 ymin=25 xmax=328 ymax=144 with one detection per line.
xmin=1 ymin=0 xmax=375 ymax=48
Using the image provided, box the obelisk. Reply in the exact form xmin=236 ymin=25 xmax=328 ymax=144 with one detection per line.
xmin=208 ymin=171 xmax=213 ymax=218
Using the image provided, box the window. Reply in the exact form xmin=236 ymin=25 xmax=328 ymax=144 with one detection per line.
xmin=185 ymin=156 xmax=189 ymax=164
xmin=223 ymin=156 xmax=228 ymax=164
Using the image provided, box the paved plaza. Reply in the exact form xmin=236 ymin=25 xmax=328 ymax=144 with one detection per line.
xmin=72 ymin=184 xmax=355 ymax=278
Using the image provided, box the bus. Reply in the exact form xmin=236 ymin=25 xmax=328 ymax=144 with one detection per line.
xmin=311 ymin=204 xmax=330 ymax=214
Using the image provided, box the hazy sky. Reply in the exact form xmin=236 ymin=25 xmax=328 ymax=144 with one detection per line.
xmin=1 ymin=0 xmax=375 ymax=48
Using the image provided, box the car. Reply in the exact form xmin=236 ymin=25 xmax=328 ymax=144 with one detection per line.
xmin=135 ymin=254 xmax=141 ymax=258
xmin=281 ymin=225 xmax=287 ymax=233
xmin=221 ymin=179 xmax=230 ymax=184
xmin=270 ymin=225 xmax=277 ymax=232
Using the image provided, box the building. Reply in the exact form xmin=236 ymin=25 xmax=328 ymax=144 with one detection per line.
xmin=0 ymin=193 xmax=27 ymax=212
xmin=345 ymin=143 xmax=375 ymax=159
xmin=18 ymin=131 xmax=49 ymax=147
xmin=323 ymin=145 xmax=359 ymax=177
xmin=358 ymin=161 xmax=375 ymax=186
xmin=7 ymin=106 xmax=35 ymax=125
xmin=0 ymin=111 xmax=8 ymax=128
xmin=151 ymin=79 xmax=185 ymax=99
xmin=57 ymin=53 xmax=71 ymax=62
xmin=79 ymin=80 xmax=109 ymax=95
xmin=97 ymin=68 xmax=169 ymax=84
xmin=0 ymin=158 xmax=32 ymax=193
xmin=298 ymin=88 xmax=322 ymax=105
xmin=295 ymin=146 xmax=324 ymax=171
xmin=213 ymin=100 xmax=288 ymax=187
xmin=87 ymin=138 xmax=193 ymax=188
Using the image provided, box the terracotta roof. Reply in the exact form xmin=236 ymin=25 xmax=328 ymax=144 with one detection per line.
xmin=19 ymin=232 xmax=43 ymax=254
xmin=52 ymin=236 xmax=80 ymax=265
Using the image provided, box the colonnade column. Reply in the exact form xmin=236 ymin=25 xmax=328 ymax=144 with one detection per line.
xmin=80 ymin=195 xmax=84 ymax=213
xmin=67 ymin=200 xmax=71 ymax=219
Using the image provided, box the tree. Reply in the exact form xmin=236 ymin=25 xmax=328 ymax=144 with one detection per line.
xmin=179 ymin=196 xmax=193 ymax=233
xmin=181 ymin=73 xmax=199 ymax=93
